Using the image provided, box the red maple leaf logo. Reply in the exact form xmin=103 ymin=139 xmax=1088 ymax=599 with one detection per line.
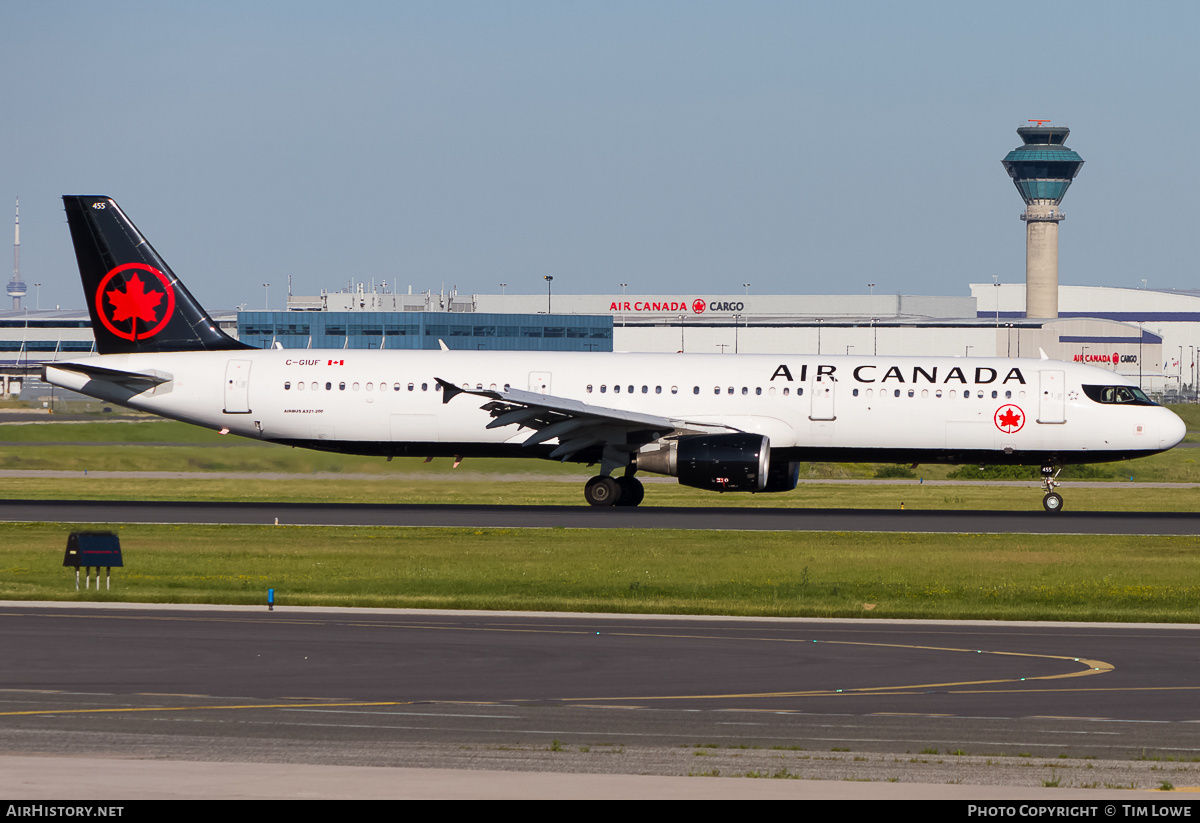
xmin=994 ymin=404 xmax=1025 ymax=433
xmin=94 ymin=264 xmax=176 ymax=341
xmin=105 ymin=274 xmax=164 ymax=325
xmin=691 ymin=299 xmax=706 ymax=314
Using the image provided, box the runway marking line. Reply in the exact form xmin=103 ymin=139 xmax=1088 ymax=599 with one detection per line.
xmin=0 ymin=700 xmax=419 ymax=717
xmin=559 ymin=640 xmax=1114 ymax=702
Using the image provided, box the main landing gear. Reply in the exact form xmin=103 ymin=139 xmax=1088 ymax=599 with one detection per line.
xmin=1041 ymin=464 xmax=1064 ymax=513
xmin=584 ymin=473 xmax=645 ymax=507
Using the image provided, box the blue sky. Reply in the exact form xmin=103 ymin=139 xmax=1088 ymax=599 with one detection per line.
xmin=3 ymin=1 xmax=1198 ymax=310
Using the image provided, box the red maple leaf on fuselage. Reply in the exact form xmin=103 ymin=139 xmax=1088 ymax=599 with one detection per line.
xmin=106 ymin=274 xmax=164 ymax=325
xmin=998 ymin=408 xmax=1021 ymax=429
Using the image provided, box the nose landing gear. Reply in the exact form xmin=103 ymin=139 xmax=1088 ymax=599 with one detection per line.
xmin=1041 ymin=465 xmax=1064 ymax=513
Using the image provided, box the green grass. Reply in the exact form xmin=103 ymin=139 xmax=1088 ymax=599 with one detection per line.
xmin=4 ymin=523 xmax=1200 ymax=621
xmin=2 ymin=410 xmax=1200 ymax=482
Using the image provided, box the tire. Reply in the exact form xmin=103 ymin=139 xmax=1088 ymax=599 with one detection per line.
xmin=1042 ymin=492 xmax=1064 ymax=513
xmin=584 ymin=475 xmax=620 ymax=507
xmin=615 ymin=475 xmax=645 ymax=507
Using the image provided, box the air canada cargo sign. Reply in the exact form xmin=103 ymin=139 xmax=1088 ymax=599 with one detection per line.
xmin=609 ymin=298 xmax=746 ymax=314
xmin=1072 ymin=351 xmax=1138 ymax=366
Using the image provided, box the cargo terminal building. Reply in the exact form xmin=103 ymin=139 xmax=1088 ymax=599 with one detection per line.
xmin=0 ymin=284 xmax=1186 ymax=400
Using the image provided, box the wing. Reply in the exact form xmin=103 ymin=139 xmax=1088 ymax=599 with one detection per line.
xmin=435 ymin=378 xmax=735 ymax=469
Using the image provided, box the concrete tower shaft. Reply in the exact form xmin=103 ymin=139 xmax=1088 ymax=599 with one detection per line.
xmin=1001 ymin=125 xmax=1084 ymax=319
xmin=7 ymin=198 xmax=25 ymax=311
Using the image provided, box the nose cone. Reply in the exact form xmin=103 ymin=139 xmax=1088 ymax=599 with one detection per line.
xmin=1160 ymin=408 xmax=1187 ymax=449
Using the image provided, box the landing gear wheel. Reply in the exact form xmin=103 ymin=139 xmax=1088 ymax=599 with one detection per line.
xmin=1042 ymin=492 xmax=1064 ymax=513
xmin=584 ymin=475 xmax=621 ymax=507
xmin=615 ymin=475 xmax=645 ymax=507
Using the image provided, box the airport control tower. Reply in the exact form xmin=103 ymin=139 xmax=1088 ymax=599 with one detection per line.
xmin=7 ymin=198 xmax=26 ymax=311
xmin=1002 ymin=123 xmax=1084 ymax=318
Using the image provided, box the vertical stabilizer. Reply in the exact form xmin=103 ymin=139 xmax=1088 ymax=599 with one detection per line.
xmin=62 ymin=195 xmax=251 ymax=354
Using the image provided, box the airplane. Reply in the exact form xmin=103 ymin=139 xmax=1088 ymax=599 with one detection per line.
xmin=44 ymin=195 xmax=1186 ymax=513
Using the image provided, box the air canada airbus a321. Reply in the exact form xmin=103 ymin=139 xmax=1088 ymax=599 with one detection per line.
xmin=45 ymin=196 xmax=1186 ymax=512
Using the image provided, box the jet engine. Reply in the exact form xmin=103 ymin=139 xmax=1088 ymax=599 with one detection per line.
xmin=635 ymin=433 xmax=773 ymax=492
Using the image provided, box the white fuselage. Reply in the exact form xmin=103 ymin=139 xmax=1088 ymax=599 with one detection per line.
xmin=45 ymin=349 xmax=1186 ymax=464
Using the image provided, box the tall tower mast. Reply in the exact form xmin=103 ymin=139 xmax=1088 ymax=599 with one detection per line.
xmin=1001 ymin=123 xmax=1084 ymax=318
xmin=7 ymin=197 xmax=27 ymax=311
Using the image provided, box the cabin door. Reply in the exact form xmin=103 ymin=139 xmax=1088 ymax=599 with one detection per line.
xmin=809 ymin=373 xmax=836 ymax=421
xmin=1038 ymin=369 xmax=1066 ymax=424
xmin=223 ymin=360 xmax=252 ymax=414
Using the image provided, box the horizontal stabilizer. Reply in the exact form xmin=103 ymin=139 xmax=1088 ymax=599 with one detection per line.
xmin=44 ymin=362 xmax=171 ymax=388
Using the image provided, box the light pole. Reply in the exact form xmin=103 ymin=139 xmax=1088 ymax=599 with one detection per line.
xmin=500 ymin=283 xmax=507 ymax=295
xmin=993 ymin=274 xmax=1000 ymax=329
xmin=868 ymin=283 xmax=875 ymax=296
xmin=262 ymin=283 xmax=270 ymax=311
xmin=543 ymin=276 xmax=553 ymax=314
xmin=33 ymin=283 xmax=41 ymax=311
xmin=620 ymin=283 xmax=628 ymax=295
xmin=742 ymin=283 xmax=750 ymax=295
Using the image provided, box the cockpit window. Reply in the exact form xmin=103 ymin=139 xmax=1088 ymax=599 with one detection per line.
xmin=1082 ymin=384 xmax=1157 ymax=406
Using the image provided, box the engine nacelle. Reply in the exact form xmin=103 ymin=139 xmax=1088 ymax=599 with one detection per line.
xmin=635 ymin=433 xmax=770 ymax=492
xmin=762 ymin=459 xmax=800 ymax=493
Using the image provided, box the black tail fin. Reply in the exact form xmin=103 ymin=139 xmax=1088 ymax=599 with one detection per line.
xmin=62 ymin=195 xmax=251 ymax=355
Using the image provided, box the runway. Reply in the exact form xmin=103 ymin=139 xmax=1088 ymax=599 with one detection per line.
xmin=2 ymin=498 xmax=1199 ymax=534
xmin=2 ymin=603 xmax=1199 ymax=784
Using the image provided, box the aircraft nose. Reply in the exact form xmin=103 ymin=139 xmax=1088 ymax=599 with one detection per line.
xmin=1160 ymin=408 xmax=1187 ymax=449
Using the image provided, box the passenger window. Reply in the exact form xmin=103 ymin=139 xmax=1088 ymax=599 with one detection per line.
xmin=600 ymin=385 xmax=607 ymax=393
xmin=284 ymin=382 xmax=291 ymax=390
xmin=587 ymin=385 xmax=593 ymax=393
xmin=339 ymin=382 xmax=346 ymax=391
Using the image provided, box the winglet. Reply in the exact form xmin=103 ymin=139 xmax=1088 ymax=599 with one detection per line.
xmin=435 ymin=378 xmax=463 ymax=404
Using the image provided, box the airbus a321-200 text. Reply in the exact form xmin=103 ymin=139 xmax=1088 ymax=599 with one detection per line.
xmin=45 ymin=196 xmax=1186 ymax=512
